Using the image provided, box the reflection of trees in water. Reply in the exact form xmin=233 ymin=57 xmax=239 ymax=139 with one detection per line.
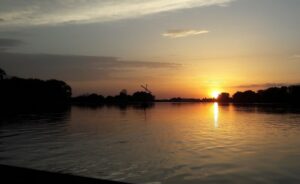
xmin=0 ymin=105 xmax=71 ymax=125
xmin=75 ymin=103 xmax=154 ymax=111
xmin=133 ymin=103 xmax=155 ymax=121
xmin=74 ymin=102 xmax=154 ymax=116
xmin=0 ymin=106 xmax=71 ymax=156
xmin=75 ymin=103 xmax=155 ymax=121
xmin=231 ymin=104 xmax=300 ymax=114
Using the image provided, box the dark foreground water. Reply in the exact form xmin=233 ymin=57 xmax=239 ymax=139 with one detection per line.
xmin=1 ymin=103 xmax=300 ymax=184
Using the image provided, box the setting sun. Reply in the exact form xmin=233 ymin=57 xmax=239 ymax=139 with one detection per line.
xmin=2 ymin=1 xmax=300 ymax=184
xmin=211 ymin=91 xmax=220 ymax=99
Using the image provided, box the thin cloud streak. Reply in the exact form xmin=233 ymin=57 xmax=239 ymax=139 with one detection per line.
xmin=232 ymin=83 xmax=290 ymax=89
xmin=163 ymin=29 xmax=209 ymax=38
xmin=0 ymin=38 xmax=23 ymax=51
xmin=291 ymin=54 xmax=300 ymax=59
xmin=0 ymin=0 xmax=235 ymax=27
xmin=0 ymin=38 xmax=23 ymax=47
xmin=0 ymin=52 xmax=181 ymax=81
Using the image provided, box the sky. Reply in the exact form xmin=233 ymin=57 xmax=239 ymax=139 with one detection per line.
xmin=0 ymin=0 xmax=300 ymax=98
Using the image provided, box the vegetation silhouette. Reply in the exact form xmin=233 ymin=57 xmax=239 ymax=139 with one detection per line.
xmin=0 ymin=106 xmax=71 ymax=126
xmin=0 ymin=79 xmax=71 ymax=105
xmin=0 ymin=67 xmax=155 ymax=108
xmin=156 ymin=97 xmax=211 ymax=103
xmin=217 ymin=93 xmax=230 ymax=103
xmin=230 ymin=103 xmax=300 ymax=114
xmin=0 ymin=69 xmax=72 ymax=107
xmin=232 ymin=90 xmax=257 ymax=103
xmin=72 ymin=93 xmax=105 ymax=106
xmin=72 ymin=90 xmax=155 ymax=106
xmin=0 ymin=67 xmax=6 ymax=80
xmin=1 ymin=67 xmax=299 ymax=106
xmin=218 ymin=86 xmax=300 ymax=104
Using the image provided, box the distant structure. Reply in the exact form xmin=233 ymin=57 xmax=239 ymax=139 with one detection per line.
xmin=141 ymin=84 xmax=152 ymax=94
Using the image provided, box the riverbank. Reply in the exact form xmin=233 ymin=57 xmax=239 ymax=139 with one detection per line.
xmin=0 ymin=164 xmax=130 ymax=184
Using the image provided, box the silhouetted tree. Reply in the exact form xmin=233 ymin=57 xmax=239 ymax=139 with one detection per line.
xmin=115 ymin=89 xmax=131 ymax=103
xmin=288 ymin=85 xmax=300 ymax=103
xmin=120 ymin=89 xmax=127 ymax=96
xmin=132 ymin=91 xmax=155 ymax=102
xmin=45 ymin=79 xmax=72 ymax=101
xmin=105 ymin=95 xmax=115 ymax=103
xmin=233 ymin=90 xmax=257 ymax=103
xmin=257 ymin=87 xmax=288 ymax=103
xmin=0 ymin=67 xmax=6 ymax=80
xmin=167 ymin=97 xmax=202 ymax=102
xmin=171 ymin=97 xmax=183 ymax=102
xmin=72 ymin=93 xmax=105 ymax=105
xmin=74 ymin=90 xmax=155 ymax=106
xmin=229 ymin=85 xmax=300 ymax=104
xmin=0 ymin=77 xmax=72 ymax=106
xmin=217 ymin=92 xmax=231 ymax=102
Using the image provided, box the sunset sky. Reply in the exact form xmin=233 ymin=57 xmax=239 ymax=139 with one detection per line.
xmin=0 ymin=0 xmax=300 ymax=98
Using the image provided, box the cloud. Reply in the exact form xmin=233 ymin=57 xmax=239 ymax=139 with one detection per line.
xmin=0 ymin=38 xmax=23 ymax=47
xmin=0 ymin=0 xmax=235 ymax=27
xmin=0 ymin=52 xmax=181 ymax=82
xmin=291 ymin=54 xmax=300 ymax=59
xmin=162 ymin=29 xmax=209 ymax=38
xmin=233 ymin=83 xmax=289 ymax=89
xmin=0 ymin=38 xmax=23 ymax=51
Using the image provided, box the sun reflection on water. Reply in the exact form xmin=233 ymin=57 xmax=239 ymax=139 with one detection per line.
xmin=213 ymin=102 xmax=219 ymax=128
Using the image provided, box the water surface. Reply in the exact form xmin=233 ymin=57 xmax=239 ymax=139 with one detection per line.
xmin=1 ymin=103 xmax=300 ymax=184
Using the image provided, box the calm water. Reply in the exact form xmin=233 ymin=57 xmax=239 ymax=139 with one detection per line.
xmin=1 ymin=103 xmax=300 ymax=184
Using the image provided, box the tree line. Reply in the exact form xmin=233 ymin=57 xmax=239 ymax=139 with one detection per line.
xmin=217 ymin=86 xmax=300 ymax=103
xmin=72 ymin=89 xmax=155 ymax=106
xmin=0 ymin=68 xmax=155 ymax=107
xmin=0 ymin=76 xmax=72 ymax=106
xmin=1 ymin=67 xmax=299 ymax=105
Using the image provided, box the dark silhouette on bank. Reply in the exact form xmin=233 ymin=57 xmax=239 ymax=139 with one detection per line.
xmin=217 ymin=86 xmax=300 ymax=104
xmin=0 ymin=67 xmax=6 ymax=80
xmin=0 ymin=164 xmax=130 ymax=184
xmin=217 ymin=93 xmax=231 ymax=103
xmin=0 ymin=68 xmax=72 ymax=108
xmin=157 ymin=97 xmax=202 ymax=103
xmin=1 ymin=67 xmax=300 ymax=105
xmin=157 ymin=97 xmax=216 ymax=103
xmin=0 ymin=67 xmax=155 ymax=108
xmin=72 ymin=90 xmax=155 ymax=106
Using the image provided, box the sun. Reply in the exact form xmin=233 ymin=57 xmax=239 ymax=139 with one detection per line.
xmin=211 ymin=90 xmax=220 ymax=99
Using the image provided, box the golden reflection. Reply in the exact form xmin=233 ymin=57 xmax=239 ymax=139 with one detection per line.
xmin=213 ymin=102 xmax=219 ymax=128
